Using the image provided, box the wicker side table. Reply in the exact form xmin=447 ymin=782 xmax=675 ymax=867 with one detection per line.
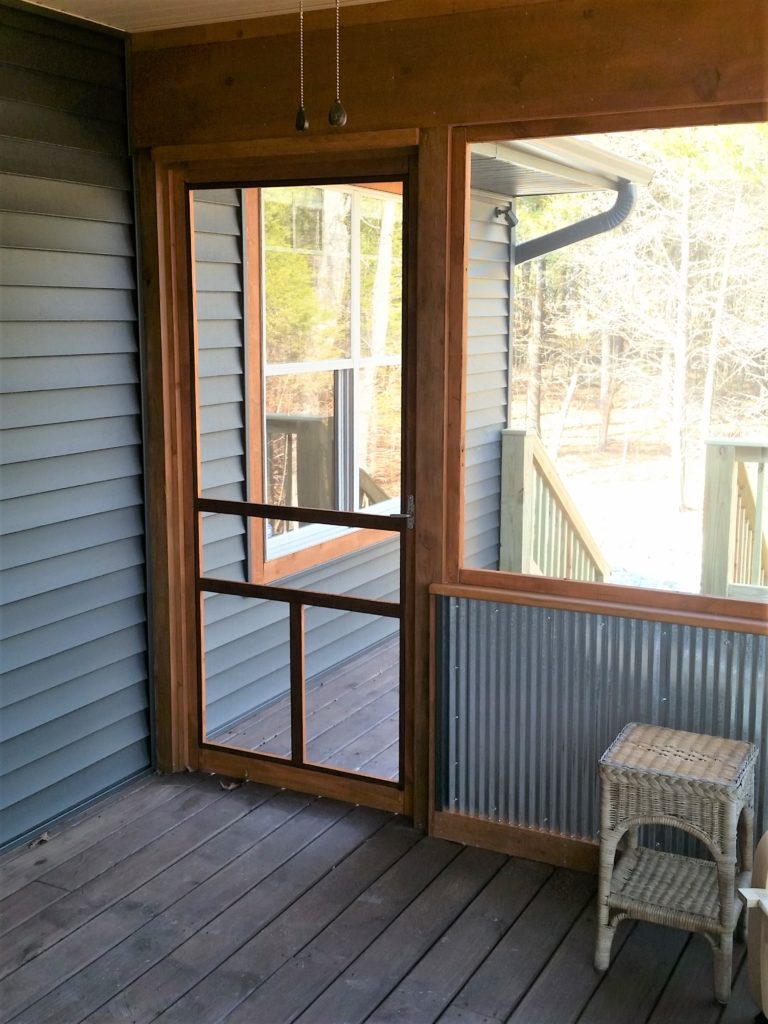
xmin=595 ymin=723 xmax=757 ymax=1004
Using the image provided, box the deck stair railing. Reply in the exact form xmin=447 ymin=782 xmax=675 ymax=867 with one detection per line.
xmin=499 ymin=428 xmax=609 ymax=582
xmin=701 ymin=439 xmax=768 ymax=600
xmin=266 ymin=413 xmax=334 ymax=513
xmin=266 ymin=415 xmax=390 ymax=530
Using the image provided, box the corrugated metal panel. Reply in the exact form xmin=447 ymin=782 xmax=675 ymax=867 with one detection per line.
xmin=0 ymin=6 xmax=149 ymax=847
xmin=436 ymin=597 xmax=767 ymax=847
xmin=463 ymin=195 xmax=510 ymax=570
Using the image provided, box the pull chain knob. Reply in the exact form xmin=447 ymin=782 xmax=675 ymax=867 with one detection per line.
xmin=295 ymin=0 xmax=308 ymax=132
xmin=328 ymin=0 xmax=347 ymax=128
xmin=328 ymin=99 xmax=347 ymax=127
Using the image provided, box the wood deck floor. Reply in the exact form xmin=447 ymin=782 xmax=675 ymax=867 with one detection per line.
xmin=0 ymin=772 xmax=758 ymax=1024
xmin=209 ymin=636 xmax=400 ymax=781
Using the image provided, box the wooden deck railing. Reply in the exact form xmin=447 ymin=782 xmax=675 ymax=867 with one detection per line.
xmin=701 ymin=440 xmax=768 ymax=600
xmin=266 ymin=414 xmax=390 ymax=522
xmin=266 ymin=413 xmax=334 ymax=514
xmin=499 ymin=428 xmax=609 ymax=582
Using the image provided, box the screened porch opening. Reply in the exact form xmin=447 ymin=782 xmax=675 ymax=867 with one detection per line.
xmin=190 ymin=177 xmax=407 ymax=791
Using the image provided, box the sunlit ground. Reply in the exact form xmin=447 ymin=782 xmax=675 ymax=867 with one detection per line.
xmin=538 ymin=404 xmax=717 ymax=594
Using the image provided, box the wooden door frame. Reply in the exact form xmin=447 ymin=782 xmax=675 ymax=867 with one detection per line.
xmin=138 ymin=131 xmax=436 ymax=820
xmin=137 ymin=108 xmax=766 ymax=830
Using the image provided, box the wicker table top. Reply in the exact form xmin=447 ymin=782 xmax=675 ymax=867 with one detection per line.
xmin=600 ymin=723 xmax=757 ymax=790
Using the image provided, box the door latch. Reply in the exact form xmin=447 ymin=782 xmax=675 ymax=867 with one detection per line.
xmin=406 ymin=494 xmax=415 ymax=530
xmin=390 ymin=495 xmax=415 ymax=530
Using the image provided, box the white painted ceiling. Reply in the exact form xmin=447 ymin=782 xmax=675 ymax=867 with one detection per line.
xmin=21 ymin=0 xmax=393 ymax=33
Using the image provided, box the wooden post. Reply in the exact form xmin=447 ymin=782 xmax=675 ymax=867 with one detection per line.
xmin=413 ymin=126 xmax=452 ymax=830
xmin=701 ymin=442 xmax=737 ymax=596
xmin=243 ymin=188 xmax=266 ymax=581
xmin=136 ymin=154 xmax=200 ymax=773
xmin=296 ymin=418 xmax=334 ymax=509
xmin=500 ymin=429 xmax=534 ymax=573
xmin=751 ymin=459 xmax=765 ymax=586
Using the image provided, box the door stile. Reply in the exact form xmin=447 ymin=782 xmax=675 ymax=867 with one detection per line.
xmin=289 ymin=603 xmax=307 ymax=765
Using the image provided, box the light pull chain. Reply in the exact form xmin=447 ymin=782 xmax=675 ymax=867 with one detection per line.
xmin=295 ymin=0 xmax=308 ymax=131
xmin=328 ymin=0 xmax=347 ymax=127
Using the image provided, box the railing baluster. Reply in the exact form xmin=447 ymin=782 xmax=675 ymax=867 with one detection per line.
xmin=500 ymin=429 xmax=609 ymax=583
xmin=702 ymin=440 xmax=768 ymax=597
xmin=753 ymin=459 xmax=766 ymax=586
xmin=537 ymin=466 xmax=545 ymax=571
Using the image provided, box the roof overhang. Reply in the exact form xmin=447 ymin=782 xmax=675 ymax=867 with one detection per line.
xmin=472 ymin=137 xmax=654 ymax=199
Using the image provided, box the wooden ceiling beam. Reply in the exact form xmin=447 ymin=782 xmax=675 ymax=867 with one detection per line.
xmin=131 ymin=0 xmax=768 ymax=150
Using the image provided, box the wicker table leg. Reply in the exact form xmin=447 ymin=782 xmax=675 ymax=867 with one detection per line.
xmin=595 ymin=830 xmax=621 ymax=971
xmin=714 ymin=933 xmax=733 ymax=1004
xmin=735 ymin=803 xmax=755 ymax=943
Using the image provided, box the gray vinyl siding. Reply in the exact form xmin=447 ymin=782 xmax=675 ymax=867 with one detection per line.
xmin=194 ymin=189 xmax=248 ymax=582
xmin=0 ymin=4 xmax=149 ymax=845
xmin=193 ymin=188 xmax=400 ymax=736
xmin=463 ymin=195 xmax=511 ymax=570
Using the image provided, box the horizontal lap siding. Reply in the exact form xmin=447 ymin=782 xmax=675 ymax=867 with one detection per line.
xmin=463 ymin=195 xmax=510 ymax=570
xmin=0 ymin=5 xmax=149 ymax=846
xmin=194 ymin=190 xmax=248 ymax=587
xmin=193 ymin=189 xmax=400 ymax=736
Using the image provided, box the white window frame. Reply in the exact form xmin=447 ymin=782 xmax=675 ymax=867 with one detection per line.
xmin=261 ymin=184 xmax=403 ymax=563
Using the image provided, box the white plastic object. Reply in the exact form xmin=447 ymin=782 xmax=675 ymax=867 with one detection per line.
xmin=739 ymin=831 xmax=768 ymax=1014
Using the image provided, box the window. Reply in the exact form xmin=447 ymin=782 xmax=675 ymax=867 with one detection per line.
xmin=192 ymin=179 xmax=405 ymax=584
xmin=461 ymin=124 xmax=767 ymax=603
xmin=261 ymin=184 xmax=403 ymax=567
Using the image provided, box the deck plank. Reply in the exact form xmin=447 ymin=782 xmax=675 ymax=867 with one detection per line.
xmin=230 ymin=669 xmax=398 ymax=761
xmin=219 ymin=636 xmax=398 ymax=752
xmin=507 ymin=898 xmax=633 ymax=1024
xmin=0 ymin=779 xmax=229 ymax=980
xmin=8 ymin=789 xmax=321 ymax=1024
xmin=0 ymin=783 xmax=280 ymax=1020
xmin=438 ymin=868 xmax=597 ymax=1023
xmin=78 ymin=805 xmax=389 ymax=1024
xmin=155 ymin=820 xmax=432 ymax=1023
xmin=292 ymin=846 xmax=508 ymax=1024
xmin=717 ymin=957 xmax=760 ymax=1023
xmin=576 ymin=923 xmax=690 ymax=1024
xmin=214 ymin=636 xmax=400 ymax=778
xmin=646 ymin=935 xmax=747 ymax=1024
xmin=366 ymin=857 xmax=554 ymax=1024
xmin=0 ymin=774 xmax=746 ymax=1024
xmin=357 ymin=735 xmax=400 ymax=780
xmin=306 ymin=686 xmax=399 ymax=772
xmin=0 ymin=774 xmax=184 ymax=900
xmin=325 ymin=707 xmax=399 ymax=772
xmin=0 ymin=880 xmax=71 ymax=939
xmin=219 ymin=835 xmax=462 ymax=1024
xmin=37 ymin=776 xmax=222 ymax=893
